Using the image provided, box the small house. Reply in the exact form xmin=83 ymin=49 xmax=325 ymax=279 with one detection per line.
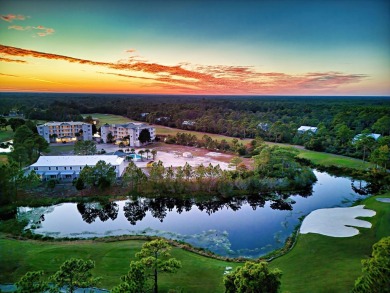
xmin=353 ymin=133 xmax=381 ymax=143
xmin=297 ymin=126 xmax=318 ymax=134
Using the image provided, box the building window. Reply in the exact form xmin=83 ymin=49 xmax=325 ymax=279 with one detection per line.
xmin=70 ymin=167 xmax=72 ymax=170
xmin=56 ymin=167 xmax=58 ymax=170
xmin=49 ymin=167 xmax=51 ymax=170
xmin=64 ymin=167 xmax=66 ymax=170
xmin=34 ymin=167 xmax=38 ymax=171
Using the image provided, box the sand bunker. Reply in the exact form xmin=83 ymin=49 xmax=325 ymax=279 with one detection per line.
xmin=376 ymin=198 xmax=390 ymax=203
xmin=300 ymin=205 xmax=376 ymax=237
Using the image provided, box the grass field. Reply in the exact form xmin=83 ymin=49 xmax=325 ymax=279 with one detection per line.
xmin=1 ymin=194 xmax=388 ymax=292
xmin=0 ymin=126 xmax=14 ymax=142
xmin=269 ymin=193 xmax=390 ymax=293
xmin=297 ymin=149 xmax=374 ymax=170
xmin=46 ymin=144 xmax=75 ymax=155
xmin=88 ymin=113 xmax=251 ymax=144
xmin=0 ymin=154 xmax=8 ymax=164
xmin=0 ymin=238 xmax=239 ymax=292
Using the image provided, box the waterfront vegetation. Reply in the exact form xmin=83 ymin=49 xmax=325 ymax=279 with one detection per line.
xmin=0 ymin=194 xmax=388 ymax=292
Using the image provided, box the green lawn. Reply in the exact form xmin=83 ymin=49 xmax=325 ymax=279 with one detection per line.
xmin=297 ymin=149 xmax=374 ymax=170
xmin=0 ymin=125 xmax=14 ymax=142
xmin=269 ymin=193 xmax=390 ymax=293
xmin=0 ymin=237 xmax=239 ymax=292
xmin=0 ymin=154 xmax=8 ymax=164
xmin=46 ymin=144 xmax=75 ymax=155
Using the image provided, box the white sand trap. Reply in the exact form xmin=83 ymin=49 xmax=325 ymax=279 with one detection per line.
xmin=376 ymin=198 xmax=390 ymax=203
xmin=300 ymin=205 xmax=376 ymax=237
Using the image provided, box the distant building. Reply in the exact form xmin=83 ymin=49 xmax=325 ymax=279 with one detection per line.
xmin=37 ymin=122 xmax=93 ymax=143
xmin=182 ymin=120 xmax=196 ymax=126
xmin=156 ymin=117 xmax=170 ymax=122
xmin=257 ymin=123 xmax=270 ymax=131
xmin=28 ymin=155 xmax=125 ymax=181
xmin=297 ymin=126 xmax=318 ymax=134
xmin=353 ymin=133 xmax=381 ymax=143
xmin=100 ymin=122 xmax=155 ymax=146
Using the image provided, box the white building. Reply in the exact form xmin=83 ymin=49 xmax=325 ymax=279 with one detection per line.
xmin=37 ymin=122 xmax=93 ymax=143
xmin=297 ymin=126 xmax=318 ymax=134
xmin=182 ymin=120 xmax=196 ymax=126
xmin=353 ymin=133 xmax=381 ymax=143
xmin=100 ymin=122 xmax=155 ymax=146
xmin=28 ymin=155 xmax=125 ymax=181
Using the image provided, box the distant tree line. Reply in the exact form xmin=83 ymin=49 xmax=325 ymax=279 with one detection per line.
xmin=1 ymin=93 xmax=389 ymax=162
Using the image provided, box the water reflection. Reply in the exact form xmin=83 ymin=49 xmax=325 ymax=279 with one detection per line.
xmin=76 ymin=202 xmax=119 ymax=223
xmin=17 ymin=171 xmax=369 ymax=258
xmin=118 ymin=193 xmax=303 ymax=226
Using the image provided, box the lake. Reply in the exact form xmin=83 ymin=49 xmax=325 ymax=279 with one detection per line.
xmin=18 ymin=170 xmax=367 ymax=258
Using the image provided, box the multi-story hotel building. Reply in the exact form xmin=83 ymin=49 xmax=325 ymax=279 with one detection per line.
xmin=100 ymin=122 xmax=155 ymax=146
xmin=37 ymin=122 xmax=93 ymax=143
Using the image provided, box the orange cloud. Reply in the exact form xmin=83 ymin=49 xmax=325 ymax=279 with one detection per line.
xmin=1 ymin=14 xmax=26 ymax=22
xmin=0 ymin=73 xmax=19 ymax=77
xmin=0 ymin=56 xmax=27 ymax=63
xmin=0 ymin=44 xmax=369 ymax=94
xmin=8 ymin=25 xmax=31 ymax=31
xmin=33 ymin=26 xmax=55 ymax=37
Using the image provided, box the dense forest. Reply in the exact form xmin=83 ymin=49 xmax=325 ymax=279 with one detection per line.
xmin=0 ymin=93 xmax=389 ymax=161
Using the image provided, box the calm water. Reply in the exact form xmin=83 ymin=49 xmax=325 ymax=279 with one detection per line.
xmin=18 ymin=171 xmax=367 ymax=258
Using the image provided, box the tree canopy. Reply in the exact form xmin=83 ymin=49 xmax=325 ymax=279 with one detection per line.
xmin=224 ymin=261 xmax=282 ymax=293
xmin=50 ymin=258 xmax=100 ymax=293
xmin=138 ymin=129 xmax=151 ymax=144
xmin=79 ymin=160 xmax=116 ymax=189
xmin=352 ymin=236 xmax=390 ymax=293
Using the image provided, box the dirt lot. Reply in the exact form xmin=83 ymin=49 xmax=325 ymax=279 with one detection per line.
xmin=49 ymin=141 xmax=253 ymax=170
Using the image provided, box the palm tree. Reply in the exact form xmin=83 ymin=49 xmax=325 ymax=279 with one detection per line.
xmin=145 ymin=149 xmax=150 ymax=159
xmin=151 ymin=149 xmax=157 ymax=160
xmin=131 ymin=148 xmax=135 ymax=154
xmin=138 ymin=150 xmax=145 ymax=161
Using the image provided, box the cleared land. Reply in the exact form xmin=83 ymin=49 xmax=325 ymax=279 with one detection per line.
xmin=90 ymin=113 xmax=372 ymax=170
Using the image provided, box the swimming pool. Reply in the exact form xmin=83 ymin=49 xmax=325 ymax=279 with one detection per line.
xmin=127 ymin=153 xmax=142 ymax=161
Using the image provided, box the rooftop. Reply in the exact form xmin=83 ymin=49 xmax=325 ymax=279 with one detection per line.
xmin=37 ymin=121 xmax=90 ymax=127
xmin=102 ymin=122 xmax=152 ymax=129
xmin=30 ymin=155 xmax=124 ymax=167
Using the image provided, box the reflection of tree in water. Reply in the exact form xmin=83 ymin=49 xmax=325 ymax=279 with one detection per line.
xmin=76 ymin=202 xmax=119 ymax=224
xmin=351 ymin=179 xmax=381 ymax=196
xmin=247 ymin=195 xmax=266 ymax=210
xmin=270 ymin=200 xmax=292 ymax=211
xmin=122 ymin=191 xmax=313 ymax=224
xmin=123 ymin=199 xmax=148 ymax=225
xmin=147 ymin=198 xmax=168 ymax=222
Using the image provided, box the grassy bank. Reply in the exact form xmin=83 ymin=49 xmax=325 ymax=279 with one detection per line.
xmin=297 ymin=149 xmax=374 ymax=171
xmin=269 ymin=193 xmax=390 ymax=293
xmin=0 ymin=126 xmax=14 ymax=142
xmin=0 ymin=237 xmax=239 ymax=292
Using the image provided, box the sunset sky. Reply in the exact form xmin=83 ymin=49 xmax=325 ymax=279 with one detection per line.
xmin=0 ymin=0 xmax=389 ymax=95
